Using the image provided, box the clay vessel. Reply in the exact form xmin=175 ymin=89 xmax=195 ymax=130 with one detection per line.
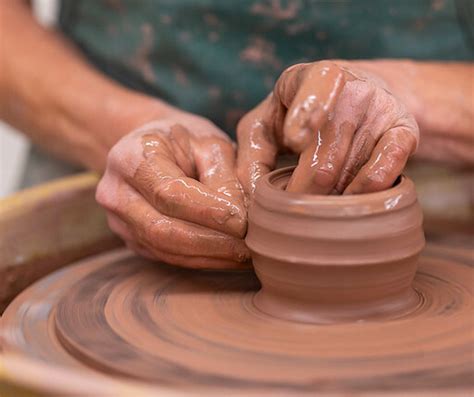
xmin=246 ymin=166 xmax=425 ymax=323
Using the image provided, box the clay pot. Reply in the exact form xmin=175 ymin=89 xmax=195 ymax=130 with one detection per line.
xmin=246 ymin=166 xmax=425 ymax=324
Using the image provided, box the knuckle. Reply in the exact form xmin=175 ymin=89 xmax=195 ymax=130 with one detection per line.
xmin=278 ymin=64 xmax=296 ymax=83
xmin=95 ymin=180 xmax=115 ymax=210
xmin=313 ymin=166 xmax=338 ymax=188
xmin=106 ymin=216 xmax=122 ymax=236
xmin=283 ymin=131 xmax=309 ymax=153
xmin=236 ymin=110 xmax=260 ymax=141
xmin=199 ymin=118 xmax=219 ymax=132
xmin=106 ymin=143 xmax=128 ymax=173
xmin=152 ymin=178 xmax=177 ymax=209
xmin=275 ymin=63 xmax=307 ymax=98
xmin=405 ymin=127 xmax=419 ymax=151
xmin=95 ymin=173 xmax=125 ymax=214
xmin=281 ymin=62 xmax=307 ymax=79
xmin=148 ymin=217 xmax=172 ymax=243
xmin=388 ymin=142 xmax=408 ymax=163
xmin=209 ymin=136 xmax=233 ymax=154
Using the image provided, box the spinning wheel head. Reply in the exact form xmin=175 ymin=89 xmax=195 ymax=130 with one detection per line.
xmin=1 ymin=245 xmax=473 ymax=394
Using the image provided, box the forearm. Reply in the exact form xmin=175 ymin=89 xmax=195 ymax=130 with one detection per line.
xmin=0 ymin=1 xmax=174 ymax=172
xmin=351 ymin=60 xmax=473 ymax=167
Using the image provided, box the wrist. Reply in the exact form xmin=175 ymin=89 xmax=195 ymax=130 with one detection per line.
xmin=70 ymin=87 xmax=179 ymax=172
xmin=99 ymin=89 xmax=178 ymax=147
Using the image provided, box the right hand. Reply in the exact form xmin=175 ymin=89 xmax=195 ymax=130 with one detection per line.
xmin=96 ymin=112 xmax=250 ymax=270
xmin=236 ymin=61 xmax=419 ymax=197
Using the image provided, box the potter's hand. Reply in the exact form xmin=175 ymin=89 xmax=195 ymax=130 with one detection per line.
xmin=96 ymin=113 xmax=250 ymax=269
xmin=237 ymin=61 xmax=419 ymax=195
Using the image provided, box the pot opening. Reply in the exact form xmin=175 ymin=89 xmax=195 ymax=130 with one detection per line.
xmin=272 ymin=167 xmax=402 ymax=195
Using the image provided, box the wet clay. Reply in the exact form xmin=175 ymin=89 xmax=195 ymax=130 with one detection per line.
xmin=99 ymin=121 xmax=250 ymax=270
xmin=246 ymin=167 xmax=425 ymax=323
xmin=137 ymin=126 xmax=246 ymax=239
xmin=236 ymin=61 xmax=419 ymax=197
xmin=1 ymin=246 xmax=472 ymax=393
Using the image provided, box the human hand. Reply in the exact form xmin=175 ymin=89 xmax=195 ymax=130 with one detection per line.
xmin=237 ymin=61 xmax=419 ymax=195
xmin=96 ymin=112 xmax=250 ymax=269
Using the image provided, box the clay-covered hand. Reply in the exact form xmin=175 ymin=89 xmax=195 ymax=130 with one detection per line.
xmin=96 ymin=112 xmax=250 ymax=269
xmin=237 ymin=61 xmax=419 ymax=195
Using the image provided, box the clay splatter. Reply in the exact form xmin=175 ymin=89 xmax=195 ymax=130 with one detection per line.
xmin=286 ymin=22 xmax=310 ymax=35
xmin=103 ymin=0 xmax=125 ymax=12
xmin=240 ymin=36 xmax=281 ymax=70
xmin=208 ymin=31 xmax=220 ymax=43
xmin=250 ymin=0 xmax=300 ymax=21
xmin=159 ymin=14 xmax=172 ymax=25
xmin=203 ymin=13 xmax=221 ymax=27
xmin=129 ymin=23 xmax=156 ymax=83
xmin=178 ymin=31 xmax=192 ymax=43
xmin=431 ymin=0 xmax=445 ymax=11
xmin=173 ymin=67 xmax=188 ymax=86
xmin=208 ymin=86 xmax=222 ymax=99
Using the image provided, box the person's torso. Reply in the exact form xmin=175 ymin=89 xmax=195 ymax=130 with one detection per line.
xmin=59 ymin=0 xmax=473 ymax=136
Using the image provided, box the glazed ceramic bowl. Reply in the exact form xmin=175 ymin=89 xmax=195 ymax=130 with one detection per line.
xmin=246 ymin=166 xmax=425 ymax=324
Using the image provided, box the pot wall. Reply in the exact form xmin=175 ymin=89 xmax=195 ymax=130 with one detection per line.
xmin=246 ymin=167 xmax=425 ymax=323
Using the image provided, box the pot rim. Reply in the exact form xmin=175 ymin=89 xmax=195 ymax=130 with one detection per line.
xmin=253 ymin=166 xmax=417 ymax=217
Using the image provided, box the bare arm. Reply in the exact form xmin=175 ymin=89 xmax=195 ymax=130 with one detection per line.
xmin=353 ymin=60 xmax=474 ymax=167
xmin=0 ymin=0 xmax=174 ymax=172
xmin=0 ymin=1 xmax=249 ymax=268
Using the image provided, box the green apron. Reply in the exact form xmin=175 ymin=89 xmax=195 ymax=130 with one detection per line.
xmin=59 ymin=0 xmax=472 ymax=137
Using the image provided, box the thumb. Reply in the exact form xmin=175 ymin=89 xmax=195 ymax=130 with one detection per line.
xmin=236 ymin=97 xmax=279 ymax=196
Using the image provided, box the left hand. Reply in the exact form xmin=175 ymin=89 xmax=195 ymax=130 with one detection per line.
xmin=96 ymin=111 xmax=249 ymax=269
xmin=236 ymin=60 xmax=419 ymax=196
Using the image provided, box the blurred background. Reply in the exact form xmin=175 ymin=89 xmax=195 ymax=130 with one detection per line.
xmin=0 ymin=0 xmax=59 ymax=197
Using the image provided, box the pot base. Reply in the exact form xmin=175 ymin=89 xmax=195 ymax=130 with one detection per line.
xmin=253 ymin=285 xmax=422 ymax=324
xmin=251 ymin=253 xmax=423 ymax=324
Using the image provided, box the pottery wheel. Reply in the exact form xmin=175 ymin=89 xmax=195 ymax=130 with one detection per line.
xmin=2 ymin=244 xmax=473 ymax=393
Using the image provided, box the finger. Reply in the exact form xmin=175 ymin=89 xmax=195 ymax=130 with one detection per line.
xmin=106 ymin=212 xmax=133 ymax=241
xmin=193 ymin=136 xmax=247 ymax=235
xmin=194 ymin=137 xmax=242 ymax=200
xmin=235 ymin=64 xmax=313 ymax=196
xmin=124 ymin=129 xmax=246 ymax=238
xmin=344 ymin=127 xmax=417 ymax=195
xmin=334 ymin=87 xmax=402 ymax=193
xmin=128 ymin=239 xmax=251 ymax=270
xmin=108 ymin=208 xmax=251 ymax=269
xmin=124 ymin=238 xmax=250 ymax=270
xmin=109 ymin=183 xmax=251 ymax=267
xmin=286 ymin=78 xmax=371 ymax=194
xmin=281 ymin=61 xmax=346 ymax=153
xmin=124 ymin=240 xmax=156 ymax=260
xmin=333 ymin=127 xmax=377 ymax=194
xmin=236 ymin=98 xmax=279 ymax=196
